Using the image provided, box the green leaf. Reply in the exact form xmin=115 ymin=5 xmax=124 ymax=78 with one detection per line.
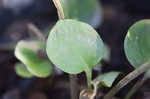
xmin=46 ymin=19 xmax=104 ymax=74
xmin=93 ymin=72 xmax=120 ymax=87
xmin=53 ymin=0 xmax=102 ymax=27
xmin=124 ymin=19 xmax=150 ymax=69
xmin=15 ymin=62 xmax=33 ymax=78
xmin=15 ymin=40 xmax=52 ymax=78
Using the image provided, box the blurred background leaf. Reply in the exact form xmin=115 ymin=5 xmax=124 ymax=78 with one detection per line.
xmin=15 ymin=62 xmax=33 ymax=78
xmin=53 ymin=0 xmax=103 ymax=28
xmin=124 ymin=19 xmax=150 ymax=69
xmin=15 ymin=40 xmax=53 ymax=78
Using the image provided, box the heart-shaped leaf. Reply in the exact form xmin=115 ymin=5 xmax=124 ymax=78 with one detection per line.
xmin=15 ymin=62 xmax=33 ymax=78
xmin=124 ymin=19 xmax=150 ymax=68
xmin=15 ymin=40 xmax=52 ymax=78
xmin=53 ymin=0 xmax=102 ymax=27
xmin=46 ymin=19 xmax=104 ymax=74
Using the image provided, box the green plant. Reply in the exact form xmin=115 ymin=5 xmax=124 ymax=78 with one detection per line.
xmin=14 ymin=0 xmax=119 ymax=98
xmin=125 ymin=20 xmax=150 ymax=69
xmin=15 ymin=40 xmax=52 ymax=78
xmin=14 ymin=0 xmax=121 ymax=98
xmin=15 ymin=62 xmax=33 ymax=78
xmin=103 ymin=19 xmax=150 ymax=99
xmin=14 ymin=0 xmax=150 ymax=99
xmin=124 ymin=19 xmax=150 ymax=99
xmin=46 ymin=19 xmax=104 ymax=89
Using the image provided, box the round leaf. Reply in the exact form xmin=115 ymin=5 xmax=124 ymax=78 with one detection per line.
xmin=15 ymin=62 xmax=33 ymax=78
xmin=124 ymin=19 xmax=150 ymax=68
xmin=53 ymin=0 xmax=102 ymax=28
xmin=46 ymin=19 xmax=104 ymax=74
xmin=15 ymin=40 xmax=52 ymax=78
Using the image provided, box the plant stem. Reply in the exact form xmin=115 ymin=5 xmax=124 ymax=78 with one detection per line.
xmin=124 ymin=77 xmax=146 ymax=99
xmin=103 ymin=60 xmax=150 ymax=99
xmin=27 ymin=23 xmax=46 ymax=43
xmin=85 ymin=68 xmax=92 ymax=90
xmin=69 ymin=75 xmax=79 ymax=99
xmin=52 ymin=0 xmax=64 ymax=19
